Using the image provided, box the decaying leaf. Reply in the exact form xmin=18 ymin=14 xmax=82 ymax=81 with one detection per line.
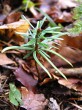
xmin=20 ymin=87 xmax=48 ymax=110
xmin=53 ymin=46 xmax=82 ymax=67
xmin=14 ymin=64 xmax=38 ymax=91
xmin=50 ymin=35 xmax=82 ymax=67
xmin=61 ymin=35 xmax=82 ymax=50
xmin=0 ymin=19 xmax=29 ymax=32
xmin=0 ymin=53 xmax=15 ymax=65
xmin=0 ymin=19 xmax=29 ymax=43
xmin=3 ymin=12 xmax=21 ymax=24
xmin=58 ymin=78 xmax=82 ymax=92
xmin=40 ymin=78 xmax=52 ymax=86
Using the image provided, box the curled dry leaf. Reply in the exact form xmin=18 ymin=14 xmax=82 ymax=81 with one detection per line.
xmin=40 ymin=78 xmax=51 ymax=86
xmin=0 ymin=19 xmax=29 ymax=43
xmin=3 ymin=12 xmax=21 ymax=24
xmin=0 ymin=19 xmax=29 ymax=32
xmin=20 ymin=87 xmax=48 ymax=110
xmin=58 ymin=78 xmax=82 ymax=92
xmin=0 ymin=53 xmax=15 ymax=65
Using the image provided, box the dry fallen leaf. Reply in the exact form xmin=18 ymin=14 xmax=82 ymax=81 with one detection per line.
xmin=0 ymin=53 xmax=15 ymax=65
xmin=61 ymin=35 xmax=82 ymax=50
xmin=58 ymin=78 xmax=82 ymax=92
xmin=0 ymin=19 xmax=29 ymax=44
xmin=20 ymin=87 xmax=48 ymax=110
xmin=0 ymin=19 xmax=29 ymax=32
xmin=40 ymin=78 xmax=51 ymax=86
xmin=53 ymin=46 xmax=82 ymax=67
xmin=14 ymin=64 xmax=38 ymax=92
xmin=3 ymin=12 xmax=21 ymax=24
xmin=49 ymin=35 xmax=82 ymax=67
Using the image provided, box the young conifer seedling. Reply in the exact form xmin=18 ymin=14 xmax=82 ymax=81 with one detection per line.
xmin=2 ymin=15 xmax=72 ymax=81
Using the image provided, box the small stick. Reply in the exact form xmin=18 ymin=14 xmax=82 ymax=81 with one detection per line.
xmin=51 ymin=67 xmax=82 ymax=77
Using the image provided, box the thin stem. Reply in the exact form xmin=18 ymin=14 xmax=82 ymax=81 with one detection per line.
xmin=35 ymin=33 xmax=38 ymax=50
xmin=35 ymin=60 xmax=41 ymax=81
xmin=34 ymin=30 xmax=41 ymax=82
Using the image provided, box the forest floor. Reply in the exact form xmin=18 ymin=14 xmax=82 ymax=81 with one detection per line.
xmin=0 ymin=0 xmax=82 ymax=110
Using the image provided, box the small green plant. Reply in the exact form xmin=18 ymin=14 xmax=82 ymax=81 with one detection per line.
xmin=9 ymin=83 xmax=22 ymax=106
xmin=2 ymin=15 xmax=72 ymax=80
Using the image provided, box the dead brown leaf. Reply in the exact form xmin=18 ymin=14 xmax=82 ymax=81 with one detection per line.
xmin=40 ymin=78 xmax=51 ymax=86
xmin=58 ymin=78 xmax=82 ymax=92
xmin=0 ymin=19 xmax=29 ymax=32
xmin=0 ymin=19 xmax=29 ymax=44
xmin=20 ymin=87 xmax=48 ymax=110
xmin=0 ymin=53 xmax=15 ymax=65
xmin=53 ymin=46 xmax=82 ymax=67
xmin=3 ymin=12 xmax=21 ymax=24
xmin=61 ymin=35 xmax=82 ymax=50
xmin=14 ymin=64 xmax=38 ymax=92
xmin=49 ymin=35 xmax=82 ymax=67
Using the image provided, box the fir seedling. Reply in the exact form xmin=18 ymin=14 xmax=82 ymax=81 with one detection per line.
xmin=2 ymin=15 xmax=72 ymax=80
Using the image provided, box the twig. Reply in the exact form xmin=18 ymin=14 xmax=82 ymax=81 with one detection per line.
xmin=51 ymin=67 xmax=82 ymax=77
